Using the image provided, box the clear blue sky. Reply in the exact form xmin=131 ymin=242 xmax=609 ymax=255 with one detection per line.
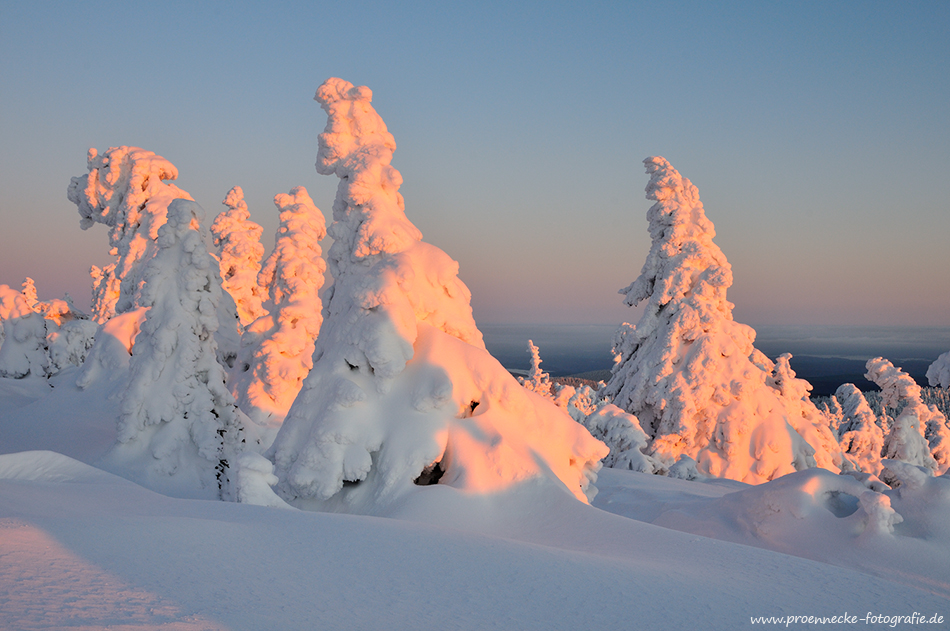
xmin=1 ymin=0 xmax=948 ymax=326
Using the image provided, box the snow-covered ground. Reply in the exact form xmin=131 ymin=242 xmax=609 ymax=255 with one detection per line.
xmin=1 ymin=374 xmax=947 ymax=630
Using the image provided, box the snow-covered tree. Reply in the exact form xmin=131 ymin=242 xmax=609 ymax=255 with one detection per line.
xmin=267 ymin=78 xmax=606 ymax=510
xmin=835 ymin=383 xmax=885 ymax=475
xmin=768 ymin=353 xmax=848 ymax=473
xmin=926 ymin=351 xmax=950 ymax=390
xmin=602 ymin=157 xmax=842 ymax=483
xmin=231 ymin=186 xmax=326 ymax=441
xmin=518 ymin=339 xmax=553 ymax=398
xmin=580 ymin=404 xmax=658 ymax=473
xmin=104 ymin=200 xmax=244 ymax=498
xmin=0 ymin=285 xmax=49 ymax=378
xmin=18 ymin=279 xmax=98 ymax=374
xmin=67 ymin=146 xmax=192 ymax=322
xmin=211 ymin=186 xmax=267 ymax=327
xmin=865 ymin=357 xmax=950 ymax=475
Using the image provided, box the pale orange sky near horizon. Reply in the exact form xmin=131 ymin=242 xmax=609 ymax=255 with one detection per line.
xmin=1 ymin=1 xmax=948 ymax=327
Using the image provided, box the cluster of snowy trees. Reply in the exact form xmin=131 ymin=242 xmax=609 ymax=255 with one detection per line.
xmin=2 ymin=79 xmax=949 ymax=507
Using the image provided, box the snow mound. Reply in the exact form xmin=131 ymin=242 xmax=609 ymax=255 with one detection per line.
xmin=0 ymin=450 xmax=124 ymax=485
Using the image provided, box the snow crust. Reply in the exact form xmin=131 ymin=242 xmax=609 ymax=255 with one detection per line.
xmin=603 ymin=157 xmax=844 ymax=483
xmin=268 ymin=78 xmax=606 ymax=509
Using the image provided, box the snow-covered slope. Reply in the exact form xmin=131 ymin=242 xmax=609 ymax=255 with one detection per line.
xmin=1 ymin=449 xmax=946 ymax=631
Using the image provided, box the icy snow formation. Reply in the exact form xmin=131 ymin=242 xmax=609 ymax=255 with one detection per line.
xmin=927 ymin=351 xmax=950 ymax=390
xmin=865 ymin=357 xmax=950 ymax=476
xmin=211 ymin=186 xmax=267 ymax=327
xmin=67 ymin=146 xmax=193 ymax=322
xmin=834 ymin=383 xmax=885 ymax=475
xmin=232 ymin=186 xmax=327 ymax=441
xmin=603 ymin=157 xmax=844 ymax=484
xmin=102 ymin=200 xmax=245 ymax=499
xmin=267 ymin=78 xmax=606 ymax=510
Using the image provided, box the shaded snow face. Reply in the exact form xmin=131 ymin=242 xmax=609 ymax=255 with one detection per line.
xmin=264 ymin=78 xmax=606 ymax=511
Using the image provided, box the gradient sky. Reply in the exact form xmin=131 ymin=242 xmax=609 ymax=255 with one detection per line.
xmin=1 ymin=1 xmax=948 ymax=327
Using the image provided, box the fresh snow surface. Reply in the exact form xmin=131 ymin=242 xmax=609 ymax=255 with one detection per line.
xmin=1 ymin=378 xmax=949 ymax=629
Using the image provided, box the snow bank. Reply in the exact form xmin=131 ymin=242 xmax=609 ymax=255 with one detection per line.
xmin=603 ymin=157 xmax=844 ymax=483
xmin=267 ymin=78 xmax=606 ymax=511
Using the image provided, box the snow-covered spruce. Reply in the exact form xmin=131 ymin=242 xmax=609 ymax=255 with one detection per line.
xmin=0 ymin=285 xmax=49 ymax=378
xmin=231 ymin=186 xmax=327 ymax=442
xmin=602 ymin=157 xmax=844 ymax=483
xmin=927 ymin=351 xmax=950 ymax=390
xmin=211 ymin=186 xmax=267 ymax=327
xmin=518 ymin=339 xmax=553 ymax=399
xmin=67 ymin=146 xmax=193 ymax=322
xmin=102 ymin=200 xmax=245 ymax=499
xmin=266 ymin=78 xmax=606 ymax=510
xmin=834 ymin=383 xmax=885 ymax=475
xmin=865 ymin=357 xmax=950 ymax=476
xmin=7 ymin=278 xmax=98 ymax=375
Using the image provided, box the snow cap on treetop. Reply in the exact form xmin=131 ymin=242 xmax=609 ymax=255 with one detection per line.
xmin=314 ymin=77 xmax=421 ymax=269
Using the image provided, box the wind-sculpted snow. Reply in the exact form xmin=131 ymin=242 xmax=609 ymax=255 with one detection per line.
xmin=211 ymin=186 xmax=267 ymax=327
xmin=603 ymin=157 xmax=845 ymax=484
xmin=267 ymin=78 xmax=606 ymax=510
xmin=101 ymin=200 xmax=245 ymax=499
xmin=67 ymin=147 xmax=193 ymax=322
xmin=232 ymin=186 xmax=326 ymax=442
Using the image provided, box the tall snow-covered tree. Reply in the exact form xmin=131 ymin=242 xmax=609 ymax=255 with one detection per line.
xmin=266 ymin=78 xmax=606 ymax=510
xmin=865 ymin=357 xmax=950 ymax=475
xmin=211 ymin=186 xmax=267 ymax=327
xmin=602 ymin=157 xmax=843 ymax=483
xmin=834 ymin=383 xmax=885 ymax=475
xmin=67 ymin=146 xmax=193 ymax=322
xmin=231 ymin=186 xmax=327 ymax=442
xmin=104 ymin=200 xmax=244 ymax=498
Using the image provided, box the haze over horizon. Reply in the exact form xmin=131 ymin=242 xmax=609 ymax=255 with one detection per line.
xmin=1 ymin=1 xmax=948 ymax=327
